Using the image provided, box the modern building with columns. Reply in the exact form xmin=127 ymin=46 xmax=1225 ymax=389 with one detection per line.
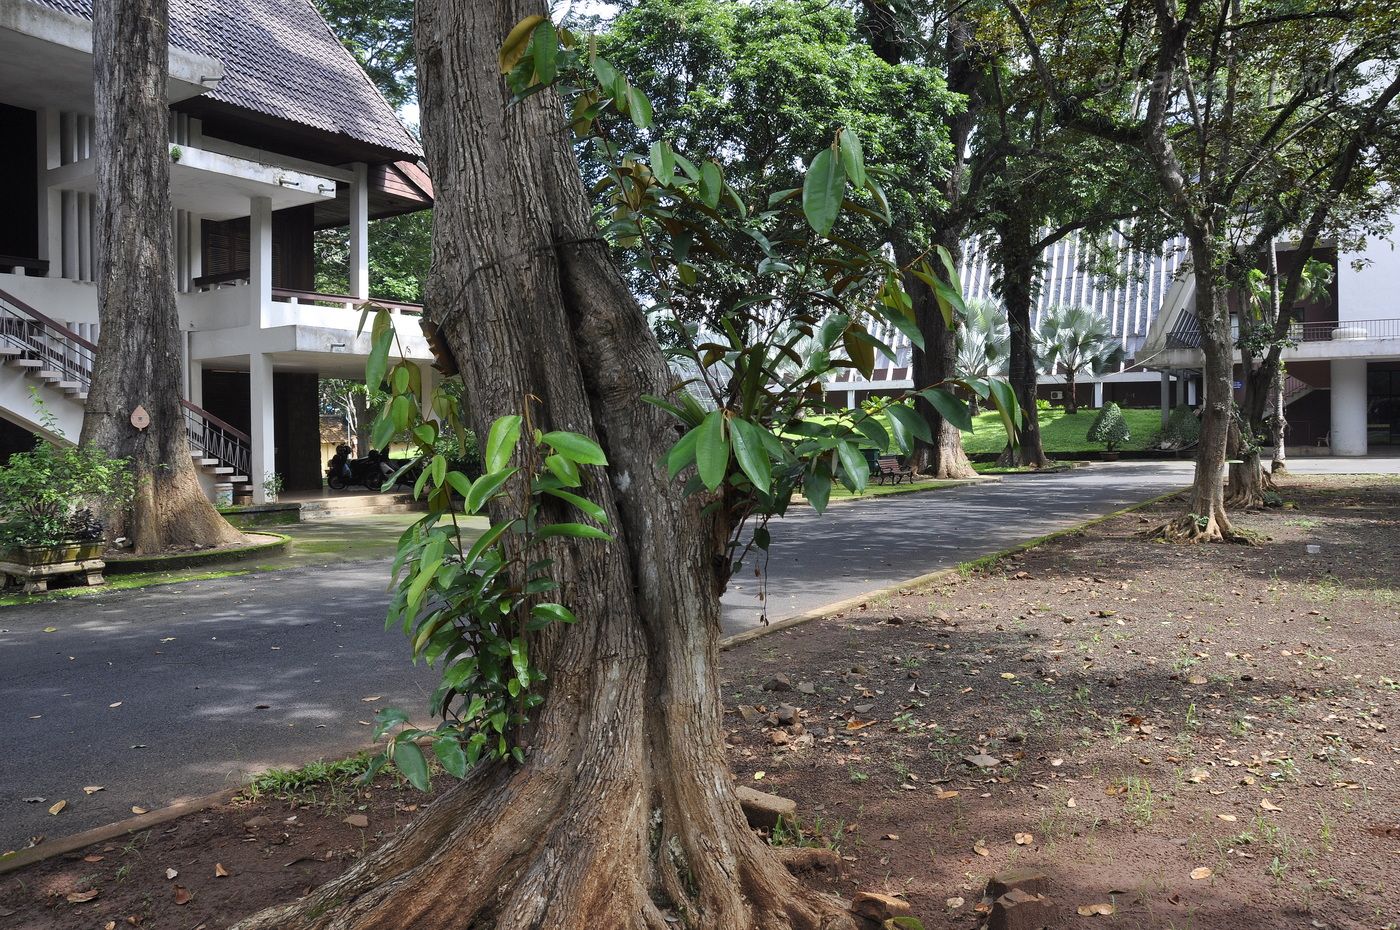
xmin=0 ymin=0 xmax=435 ymax=502
xmin=1143 ymin=231 xmax=1400 ymax=457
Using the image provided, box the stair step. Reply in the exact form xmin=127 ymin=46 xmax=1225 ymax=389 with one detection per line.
xmin=37 ymin=370 xmax=63 ymax=381
xmin=0 ymin=346 xmax=20 ymax=356
xmin=192 ymin=455 xmax=219 ymax=466
xmin=57 ymin=380 xmax=80 ymax=391
xmin=213 ymin=466 xmax=234 ymax=474
xmin=229 ymin=475 xmax=249 ymax=483
xmin=11 ymin=358 xmax=42 ymax=368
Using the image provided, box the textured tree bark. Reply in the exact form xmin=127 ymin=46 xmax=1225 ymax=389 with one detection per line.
xmin=232 ymin=3 xmax=860 ymax=928
xmin=907 ymin=234 xmax=976 ymax=479
xmin=1162 ymin=239 xmax=1240 ymax=541
xmin=993 ymin=212 xmax=1047 ymax=468
xmin=83 ymin=0 xmax=242 ymax=554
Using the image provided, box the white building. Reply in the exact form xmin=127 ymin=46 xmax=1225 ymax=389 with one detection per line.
xmin=824 ymin=226 xmax=1400 ymax=456
xmin=0 ymin=0 xmax=435 ymax=502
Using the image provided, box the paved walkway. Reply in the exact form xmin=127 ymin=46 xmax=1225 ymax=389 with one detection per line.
xmin=2 ymin=457 xmax=1395 ymax=850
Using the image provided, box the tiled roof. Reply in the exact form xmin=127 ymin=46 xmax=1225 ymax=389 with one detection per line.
xmin=30 ymin=0 xmax=422 ymax=159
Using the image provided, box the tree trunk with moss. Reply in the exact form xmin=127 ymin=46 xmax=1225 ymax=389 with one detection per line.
xmin=82 ymin=0 xmax=242 ymax=554
xmin=231 ymin=3 xmax=860 ymax=928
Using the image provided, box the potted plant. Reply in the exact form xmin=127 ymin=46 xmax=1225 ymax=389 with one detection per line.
xmin=1087 ymin=402 xmax=1131 ymax=461
xmin=0 ymin=439 xmax=133 ymax=588
xmin=263 ymin=472 xmax=285 ymax=503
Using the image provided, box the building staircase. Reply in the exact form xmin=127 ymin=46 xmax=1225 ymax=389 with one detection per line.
xmin=0 ymin=286 xmax=252 ymax=500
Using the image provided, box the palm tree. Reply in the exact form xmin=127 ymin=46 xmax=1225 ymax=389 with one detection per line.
xmin=1036 ymin=304 xmax=1125 ymax=414
xmin=956 ymin=299 xmax=1010 ymax=414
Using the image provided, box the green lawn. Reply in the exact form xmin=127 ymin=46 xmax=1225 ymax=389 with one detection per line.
xmin=959 ymin=407 xmax=1162 ymax=455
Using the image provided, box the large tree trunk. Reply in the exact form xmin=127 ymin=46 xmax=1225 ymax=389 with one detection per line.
xmin=1229 ymin=242 xmax=1277 ymax=509
xmin=233 ymin=3 xmax=858 ymax=928
xmin=1162 ymin=238 xmax=1240 ymax=542
xmin=907 ymin=235 xmax=976 ymax=479
xmin=83 ymin=0 xmax=241 ymax=554
xmin=1063 ymin=368 xmax=1079 ymax=415
xmin=993 ymin=212 xmax=1047 ymax=468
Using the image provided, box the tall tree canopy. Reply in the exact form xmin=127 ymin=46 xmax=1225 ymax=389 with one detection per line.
xmin=1003 ymin=0 xmax=1400 ymax=538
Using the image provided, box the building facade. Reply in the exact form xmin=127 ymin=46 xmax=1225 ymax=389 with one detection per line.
xmin=0 ymin=0 xmax=435 ymax=502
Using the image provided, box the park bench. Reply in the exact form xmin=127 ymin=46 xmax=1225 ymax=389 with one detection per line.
xmin=875 ymin=455 xmax=914 ymax=485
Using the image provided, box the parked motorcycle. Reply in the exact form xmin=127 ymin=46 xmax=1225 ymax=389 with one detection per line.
xmin=326 ymin=446 xmax=418 ymax=491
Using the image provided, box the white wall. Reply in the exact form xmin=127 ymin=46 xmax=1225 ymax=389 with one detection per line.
xmin=1336 ymin=210 xmax=1400 ymax=324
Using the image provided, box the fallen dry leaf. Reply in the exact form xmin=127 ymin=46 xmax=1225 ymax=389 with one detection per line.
xmin=82 ymin=786 xmax=105 ymax=795
xmin=215 ymin=863 xmax=229 ymax=877
xmin=1260 ymin=799 xmax=1283 ymax=812
xmin=935 ymin=790 xmax=960 ymax=800
xmin=360 ymin=696 xmax=382 ymax=702
xmin=109 ymin=702 xmax=122 ymax=708
xmin=1191 ymin=867 xmax=1214 ymax=880
xmin=1077 ymin=903 xmax=1115 ymax=916
xmin=83 ymin=854 xmax=104 ymax=863
xmin=65 ymin=888 xmax=100 ymax=904
xmin=972 ymin=840 xmax=989 ymax=857
xmin=946 ymin=896 xmax=965 ymax=909
xmin=130 ymin=806 xmax=149 ymax=815
xmin=48 ymin=800 xmax=66 ymax=815
xmin=1217 ymin=813 xmax=1238 ymax=822
xmin=165 ymin=868 xmax=178 ymax=880
xmin=343 ymin=814 xmax=369 ymax=828
xmin=1014 ymin=832 xmax=1034 ymax=845
xmin=173 ymin=885 xmax=191 ymax=905
xmin=1066 ymin=798 xmax=1077 ymax=808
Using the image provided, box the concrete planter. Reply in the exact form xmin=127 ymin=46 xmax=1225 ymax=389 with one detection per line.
xmin=0 ymin=541 xmax=106 ymax=593
xmin=5 ymin=541 xmax=104 ymax=566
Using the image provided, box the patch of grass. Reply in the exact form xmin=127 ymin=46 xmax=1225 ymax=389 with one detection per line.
xmin=243 ymin=755 xmax=372 ymax=803
xmin=960 ymin=407 xmax=1164 ymax=455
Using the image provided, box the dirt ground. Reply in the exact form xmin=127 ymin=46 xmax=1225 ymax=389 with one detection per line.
xmin=2 ymin=474 xmax=1396 ymax=930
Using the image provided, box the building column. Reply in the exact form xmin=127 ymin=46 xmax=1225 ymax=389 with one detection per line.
xmin=349 ymin=162 xmax=370 ymax=300
xmin=188 ymin=358 xmax=203 ymax=407
xmin=37 ymin=109 xmax=61 ymax=275
xmin=1188 ymin=375 xmax=1198 ymax=406
xmin=1092 ymin=381 xmax=1105 ymax=409
xmin=1160 ymin=370 xmax=1171 ymax=428
xmin=1329 ymin=358 xmax=1368 ymax=456
xmin=250 ymin=352 xmax=276 ymax=503
xmin=1176 ymin=373 xmax=1186 ymax=406
xmin=249 ymin=196 xmax=272 ymax=327
xmin=846 ymin=389 xmax=856 ymax=409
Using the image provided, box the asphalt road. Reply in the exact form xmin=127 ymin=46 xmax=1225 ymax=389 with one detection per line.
xmin=3 ymin=456 xmax=1394 ymax=850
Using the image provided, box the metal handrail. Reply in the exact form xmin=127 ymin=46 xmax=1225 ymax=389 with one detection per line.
xmin=0 ymin=285 xmax=252 ymax=477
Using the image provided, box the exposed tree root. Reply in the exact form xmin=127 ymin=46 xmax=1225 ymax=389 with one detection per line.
xmin=1151 ymin=508 xmax=1258 ymax=545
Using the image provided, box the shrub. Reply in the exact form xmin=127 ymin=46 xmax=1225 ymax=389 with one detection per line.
xmin=1087 ymin=402 xmax=1131 ymax=452
xmin=0 ymin=440 xmax=134 ymax=549
xmin=1158 ymin=406 xmax=1201 ymax=448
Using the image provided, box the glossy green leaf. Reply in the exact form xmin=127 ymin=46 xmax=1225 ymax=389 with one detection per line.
xmin=695 ymin=409 xmax=728 ymax=491
xmin=804 ymin=464 xmax=832 ymax=513
xmin=665 ymin=426 xmax=701 ymax=478
xmin=837 ymin=129 xmax=866 ymax=188
xmin=649 ymin=140 xmax=675 ymax=186
xmin=531 ymin=602 xmax=577 ymax=625
xmin=627 ymin=85 xmax=653 ymax=129
xmin=544 ymin=453 xmax=581 ymax=487
xmin=433 ymin=736 xmax=468 ymax=779
xmin=542 ymin=430 xmax=607 ymax=466
xmin=536 ymin=522 xmax=613 ymax=541
xmin=532 ymin=21 xmax=558 ymax=84
xmin=835 ymin=441 xmax=869 ymax=492
xmin=921 ymin=387 xmax=974 ymax=433
xmin=699 ymin=161 xmax=723 ymax=209
xmin=484 ymin=415 xmax=523 ymax=473
xmin=728 ymin=417 xmax=771 ymax=494
xmin=885 ymin=403 xmax=931 ymax=450
xmin=543 ymin=487 xmax=607 ymax=524
xmin=465 ymin=467 xmax=517 ymax=514
xmin=445 ymin=470 xmax=472 ymax=499
xmin=801 ymin=147 xmax=845 ymax=237
xmin=394 ymin=740 xmax=431 ymax=791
